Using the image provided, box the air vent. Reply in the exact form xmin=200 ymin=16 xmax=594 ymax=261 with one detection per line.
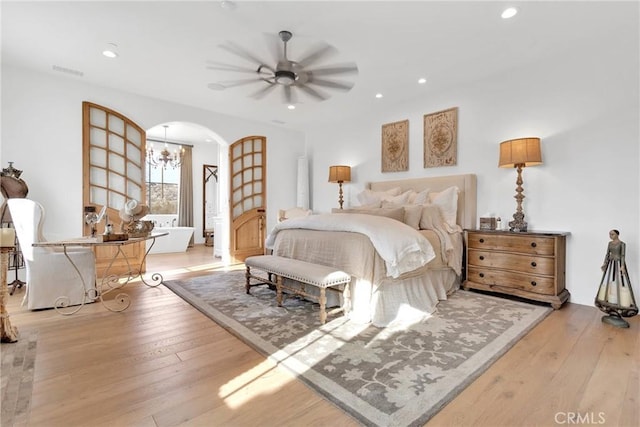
xmin=52 ymin=65 xmax=84 ymax=77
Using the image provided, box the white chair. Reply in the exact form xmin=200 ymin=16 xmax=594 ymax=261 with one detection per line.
xmin=8 ymin=199 xmax=96 ymax=310
xmin=278 ymin=207 xmax=312 ymax=222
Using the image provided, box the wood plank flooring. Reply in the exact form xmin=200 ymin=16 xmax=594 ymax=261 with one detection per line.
xmin=4 ymin=245 xmax=638 ymax=426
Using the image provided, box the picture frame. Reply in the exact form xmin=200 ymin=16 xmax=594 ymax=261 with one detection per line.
xmin=381 ymin=119 xmax=409 ymax=172
xmin=424 ymin=107 xmax=458 ymax=168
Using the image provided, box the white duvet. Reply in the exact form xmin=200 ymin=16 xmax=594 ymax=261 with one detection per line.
xmin=265 ymin=213 xmax=436 ymax=278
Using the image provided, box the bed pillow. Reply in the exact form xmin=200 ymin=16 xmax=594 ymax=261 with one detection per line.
xmin=381 ymin=202 xmax=422 ymax=229
xmin=407 ymin=189 xmax=430 ymax=205
xmin=356 ymin=187 xmax=401 ymax=206
xmin=419 ymin=204 xmax=448 ymax=231
xmin=428 ymin=186 xmax=460 ymax=232
xmin=334 ymin=207 xmax=405 ymax=223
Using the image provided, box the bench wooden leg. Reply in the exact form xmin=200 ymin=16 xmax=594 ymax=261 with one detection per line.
xmin=319 ymin=288 xmax=327 ymax=324
xmin=245 ymin=265 xmax=252 ymax=294
xmin=276 ymin=275 xmax=284 ymax=307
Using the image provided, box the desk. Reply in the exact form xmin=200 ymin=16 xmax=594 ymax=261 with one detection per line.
xmin=33 ymin=232 xmax=168 ymax=315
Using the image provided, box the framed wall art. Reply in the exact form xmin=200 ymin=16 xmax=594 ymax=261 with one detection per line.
xmin=381 ymin=119 xmax=409 ymax=172
xmin=424 ymin=107 xmax=458 ymax=168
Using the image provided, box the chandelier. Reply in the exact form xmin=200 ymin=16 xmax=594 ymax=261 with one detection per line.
xmin=146 ymin=125 xmax=183 ymax=169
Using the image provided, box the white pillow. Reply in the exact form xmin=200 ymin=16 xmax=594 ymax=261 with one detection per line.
xmin=383 ymin=190 xmax=412 ymax=205
xmin=407 ymin=189 xmax=430 ymax=205
xmin=428 ymin=186 xmax=460 ymax=232
xmin=356 ymin=187 xmax=401 ymax=206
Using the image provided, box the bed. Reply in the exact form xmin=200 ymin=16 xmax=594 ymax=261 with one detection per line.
xmin=265 ymin=173 xmax=477 ymax=327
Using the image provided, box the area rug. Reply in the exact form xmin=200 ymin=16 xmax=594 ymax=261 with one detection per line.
xmin=164 ymin=270 xmax=552 ymax=426
xmin=1 ymin=330 xmax=38 ymax=427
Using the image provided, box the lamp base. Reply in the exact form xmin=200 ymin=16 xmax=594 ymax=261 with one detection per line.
xmin=601 ymin=314 xmax=630 ymax=328
xmin=508 ymin=212 xmax=528 ymax=232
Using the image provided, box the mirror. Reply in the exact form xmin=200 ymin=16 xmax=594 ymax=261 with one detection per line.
xmin=203 ymin=164 xmax=218 ymax=240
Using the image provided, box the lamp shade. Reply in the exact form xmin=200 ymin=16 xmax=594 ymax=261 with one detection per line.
xmin=498 ymin=137 xmax=542 ymax=168
xmin=328 ymin=165 xmax=351 ymax=183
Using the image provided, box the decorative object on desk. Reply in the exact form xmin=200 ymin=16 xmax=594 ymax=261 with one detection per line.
xmin=498 ymin=137 xmax=543 ymax=232
xmin=119 ymin=200 xmax=153 ymax=237
xmin=479 ymin=217 xmax=497 ymax=230
xmin=381 ymin=119 xmax=409 ymax=172
xmin=84 ymin=206 xmax=99 ymax=237
xmin=595 ymin=229 xmax=638 ymax=328
xmin=328 ymin=165 xmax=351 ymax=210
xmin=424 ymin=107 xmax=458 ymax=168
xmin=97 ymin=233 xmax=129 ymax=242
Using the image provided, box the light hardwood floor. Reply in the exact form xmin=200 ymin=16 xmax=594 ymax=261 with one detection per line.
xmin=4 ymin=244 xmax=639 ymax=427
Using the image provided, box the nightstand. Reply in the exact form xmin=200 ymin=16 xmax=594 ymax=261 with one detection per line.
xmin=463 ymin=229 xmax=569 ymax=309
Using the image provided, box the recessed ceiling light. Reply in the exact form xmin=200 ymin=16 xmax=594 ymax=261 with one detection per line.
xmin=418 ymin=77 xmax=427 ymax=84
xmin=501 ymin=7 xmax=518 ymax=19
xmin=287 ymin=104 xmax=296 ymax=110
xmin=375 ymin=93 xmax=383 ymax=99
xmin=102 ymin=43 xmax=119 ymax=58
xmin=207 ymin=83 xmax=226 ymax=91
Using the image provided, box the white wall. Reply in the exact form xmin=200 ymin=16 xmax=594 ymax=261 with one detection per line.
xmin=305 ymin=30 xmax=639 ymax=307
xmin=1 ymin=65 xmax=305 ymax=255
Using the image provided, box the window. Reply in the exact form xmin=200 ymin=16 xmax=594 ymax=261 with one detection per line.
xmin=145 ymin=140 xmax=183 ymax=214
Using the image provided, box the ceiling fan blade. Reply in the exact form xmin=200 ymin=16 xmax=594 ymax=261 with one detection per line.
xmin=250 ymin=82 xmax=279 ymax=100
xmin=297 ymin=84 xmax=328 ymax=101
xmin=307 ymin=78 xmax=355 ymax=91
xmin=306 ymin=64 xmax=359 ymax=76
xmin=218 ymin=78 xmax=264 ymax=88
xmin=297 ymin=43 xmax=337 ymax=67
xmin=206 ymin=62 xmax=262 ymax=74
xmin=219 ymin=41 xmax=270 ymax=66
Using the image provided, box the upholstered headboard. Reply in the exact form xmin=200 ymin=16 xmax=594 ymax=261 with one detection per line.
xmin=367 ymin=174 xmax=477 ymax=230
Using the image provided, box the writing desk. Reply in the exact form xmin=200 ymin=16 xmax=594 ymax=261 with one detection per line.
xmin=33 ymin=232 xmax=168 ymax=315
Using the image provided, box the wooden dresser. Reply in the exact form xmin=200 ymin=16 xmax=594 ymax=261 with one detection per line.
xmin=463 ymin=229 xmax=569 ymax=309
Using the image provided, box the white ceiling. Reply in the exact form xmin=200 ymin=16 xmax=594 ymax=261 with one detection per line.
xmin=2 ymin=1 xmax=635 ymax=143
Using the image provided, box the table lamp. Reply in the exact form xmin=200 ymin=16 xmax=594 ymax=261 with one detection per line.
xmin=499 ymin=137 xmax=542 ymax=232
xmin=328 ymin=165 xmax=351 ymax=209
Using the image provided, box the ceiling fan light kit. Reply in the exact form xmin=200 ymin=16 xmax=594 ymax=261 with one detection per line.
xmin=209 ymin=30 xmax=358 ymax=104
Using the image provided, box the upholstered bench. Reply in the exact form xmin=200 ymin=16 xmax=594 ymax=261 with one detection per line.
xmin=245 ymin=255 xmax=351 ymax=324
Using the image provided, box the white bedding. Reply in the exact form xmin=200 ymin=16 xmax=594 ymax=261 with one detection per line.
xmin=266 ymin=213 xmax=435 ymax=278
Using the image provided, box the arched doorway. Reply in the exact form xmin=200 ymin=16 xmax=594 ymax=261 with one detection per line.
xmin=146 ymin=122 xmax=231 ymax=264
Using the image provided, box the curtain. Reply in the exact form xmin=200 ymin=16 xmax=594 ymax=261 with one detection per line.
xmin=178 ymin=146 xmax=194 ymax=247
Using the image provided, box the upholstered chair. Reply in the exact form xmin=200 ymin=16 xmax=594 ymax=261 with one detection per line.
xmin=277 ymin=207 xmax=312 ymax=223
xmin=8 ymin=199 xmax=96 ymax=310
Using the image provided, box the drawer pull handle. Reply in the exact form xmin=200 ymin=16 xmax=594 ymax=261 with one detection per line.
xmin=479 ymin=273 xmax=485 ymax=278
xmin=479 ymin=255 xmax=485 ymax=260
xmin=479 ymin=238 xmax=485 ymax=243
xmin=531 ymin=242 xmax=537 ymax=248
xmin=531 ymin=261 xmax=537 ymax=267
xmin=531 ymin=281 xmax=537 ymax=286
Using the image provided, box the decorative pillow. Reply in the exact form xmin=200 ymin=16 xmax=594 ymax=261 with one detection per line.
xmin=407 ymin=189 xmax=430 ymax=205
xmin=334 ymin=207 xmax=405 ymax=223
xmin=419 ymin=204 xmax=448 ymax=230
xmin=402 ymin=204 xmax=423 ymax=229
xmin=381 ymin=201 xmax=422 ymax=229
xmin=428 ymin=186 xmax=460 ymax=232
xmin=356 ymin=187 xmax=401 ymax=206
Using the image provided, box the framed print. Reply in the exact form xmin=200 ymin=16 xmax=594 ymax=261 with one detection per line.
xmin=424 ymin=107 xmax=458 ymax=167
xmin=381 ymin=119 xmax=409 ymax=172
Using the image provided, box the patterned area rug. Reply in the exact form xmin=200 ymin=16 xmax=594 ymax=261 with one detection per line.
xmin=1 ymin=330 xmax=38 ymax=427
xmin=164 ymin=270 xmax=552 ymax=426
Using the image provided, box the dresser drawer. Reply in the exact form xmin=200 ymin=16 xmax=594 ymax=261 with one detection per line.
xmin=467 ymin=233 xmax=555 ymax=256
xmin=467 ymin=249 xmax=555 ymax=275
xmin=467 ymin=267 xmax=556 ymax=295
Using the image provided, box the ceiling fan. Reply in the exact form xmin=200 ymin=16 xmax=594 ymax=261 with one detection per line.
xmin=207 ymin=30 xmax=358 ymax=104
